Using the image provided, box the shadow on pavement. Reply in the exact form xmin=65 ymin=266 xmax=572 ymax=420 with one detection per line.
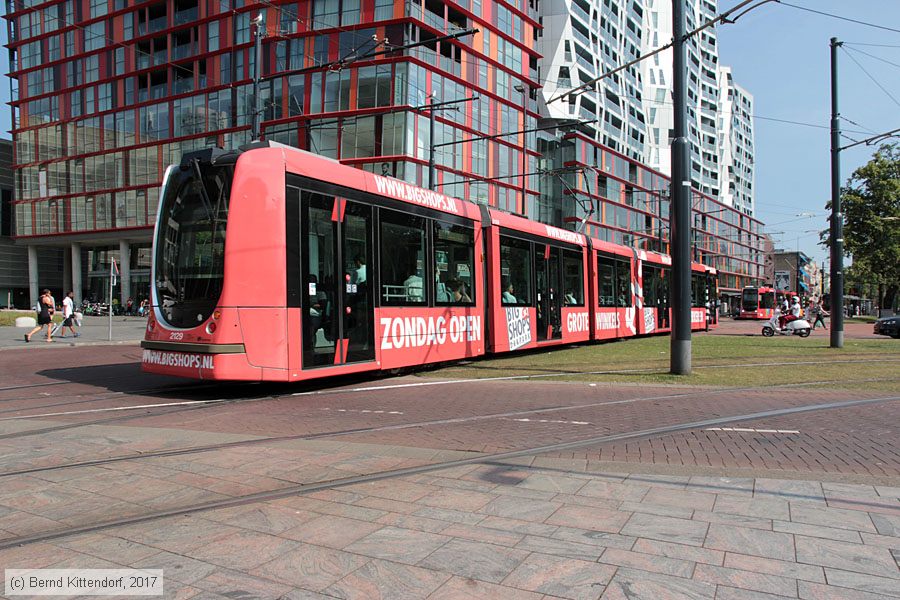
xmin=35 ymin=360 xmax=414 ymax=401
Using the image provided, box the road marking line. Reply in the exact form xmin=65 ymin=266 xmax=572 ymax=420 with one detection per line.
xmin=321 ymin=408 xmax=404 ymax=415
xmin=705 ymin=427 xmax=800 ymax=434
xmin=0 ymin=400 xmax=228 ymax=421
xmin=508 ymin=418 xmax=592 ymax=425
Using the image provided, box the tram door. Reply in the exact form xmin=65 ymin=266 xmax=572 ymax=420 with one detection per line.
xmin=535 ymin=245 xmax=563 ymax=342
xmin=706 ymin=274 xmax=718 ymax=325
xmin=300 ymin=191 xmax=375 ymax=368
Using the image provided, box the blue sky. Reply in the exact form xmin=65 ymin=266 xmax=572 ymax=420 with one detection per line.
xmin=717 ymin=0 xmax=900 ymax=266
xmin=0 ymin=1 xmax=897 ymax=267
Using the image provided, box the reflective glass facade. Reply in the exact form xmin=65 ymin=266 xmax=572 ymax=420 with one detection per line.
xmin=6 ymin=0 xmax=761 ymax=301
xmin=7 ymin=0 xmax=540 ymax=237
xmin=541 ymin=132 xmax=764 ymax=294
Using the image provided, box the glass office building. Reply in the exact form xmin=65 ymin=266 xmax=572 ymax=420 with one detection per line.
xmin=6 ymin=0 xmax=761 ymax=305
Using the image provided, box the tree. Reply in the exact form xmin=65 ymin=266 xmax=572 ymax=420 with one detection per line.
xmin=825 ymin=143 xmax=900 ymax=313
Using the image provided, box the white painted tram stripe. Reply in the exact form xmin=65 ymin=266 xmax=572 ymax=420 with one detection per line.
xmin=321 ymin=408 xmax=404 ymax=415
xmin=0 ymin=399 xmax=228 ymax=421
xmin=508 ymin=418 xmax=591 ymax=425
xmin=705 ymin=427 xmax=800 ymax=434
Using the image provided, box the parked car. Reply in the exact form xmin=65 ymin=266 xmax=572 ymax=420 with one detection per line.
xmin=873 ymin=316 xmax=900 ymax=338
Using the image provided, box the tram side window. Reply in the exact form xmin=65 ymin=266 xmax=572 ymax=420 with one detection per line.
xmin=434 ymin=221 xmax=475 ymax=305
xmin=379 ymin=210 xmax=427 ymax=305
xmin=761 ymin=292 xmax=775 ymax=309
xmin=659 ymin=267 xmax=671 ymax=308
xmin=644 ymin=265 xmax=659 ymax=307
xmin=691 ymin=273 xmax=704 ymax=307
xmin=615 ymin=258 xmax=631 ymax=307
xmin=499 ymin=236 xmax=532 ymax=305
xmin=562 ymin=250 xmax=583 ymax=306
xmin=598 ymin=256 xmax=615 ymax=307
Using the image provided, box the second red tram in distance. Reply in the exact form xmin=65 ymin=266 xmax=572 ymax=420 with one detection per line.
xmin=142 ymin=143 xmax=718 ymax=381
xmin=739 ymin=286 xmax=798 ymax=319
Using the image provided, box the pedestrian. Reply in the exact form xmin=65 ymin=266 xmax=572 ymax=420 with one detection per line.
xmin=502 ymin=279 xmax=517 ymax=304
xmin=351 ymin=255 xmax=366 ymax=285
xmin=126 ymin=297 xmax=134 ymax=316
xmin=814 ymin=300 xmax=828 ymax=330
xmin=25 ymin=289 xmax=55 ymax=342
xmin=59 ymin=291 xmax=80 ymax=338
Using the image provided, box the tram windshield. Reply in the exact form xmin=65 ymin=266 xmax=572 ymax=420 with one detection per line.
xmin=742 ymin=288 xmax=759 ymax=312
xmin=155 ymin=160 xmax=233 ymax=328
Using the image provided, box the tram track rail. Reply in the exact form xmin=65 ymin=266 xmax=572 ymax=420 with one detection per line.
xmin=0 ymin=382 xmax=223 ymax=417
xmin=0 ymin=358 xmax=898 ymax=445
xmin=1 ymin=375 xmax=898 ymax=480
xmin=0 ymin=392 xmax=898 ymax=551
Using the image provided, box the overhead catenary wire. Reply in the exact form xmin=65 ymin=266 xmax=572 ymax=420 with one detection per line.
xmin=839 ymin=115 xmax=876 ymax=134
xmin=775 ymin=1 xmax=900 ymax=35
xmin=843 ymin=42 xmax=900 ymax=49
xmin=842 ymin=45 xmax=900 ymax=72
xmin=840 ymin=46 xmax=900 ymax=111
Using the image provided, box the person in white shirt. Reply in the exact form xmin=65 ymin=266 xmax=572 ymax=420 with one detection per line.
xmin=60 ymin=291 xmax=80 ymax=338
xmin=351 ymin=255 xmax=366 ymax=285
xmin=404 ymin=265 xmax=423 ymax=302
xmin=502 ymin=279 xmax=518 ymax=304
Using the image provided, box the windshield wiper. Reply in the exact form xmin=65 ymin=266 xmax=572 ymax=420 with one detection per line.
xmin=190 ymin=158 xmax=217 ymax=221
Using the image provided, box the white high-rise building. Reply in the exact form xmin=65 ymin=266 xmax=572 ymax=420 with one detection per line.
xmin=639 ymin=0 xmax=755 ymax=214
xmin=536 ymin=0 xmax=755 ymax=214
xmin=718 ymin=67 xmax=755 ymax=215
xmin=535 ymin=0 xmax=648 ymax=160
xmin=640 ymin=1 xmax=720 ymax=195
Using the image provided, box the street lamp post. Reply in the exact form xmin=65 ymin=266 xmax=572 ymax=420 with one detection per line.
xmin=514 ymin=84 xmax=529 ymax=216
xmin=670 ymin=0 xmax=692 ymax=375
xmin=428 ymin=94 xmax=436 ymax=190
xmin=829 ymin=37 xmax=844 ymax=348
xmin=251 ymin=13 xmax=265 ymax=142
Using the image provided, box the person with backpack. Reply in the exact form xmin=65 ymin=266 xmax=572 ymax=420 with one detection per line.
xmin=25 ymin=289 xmax=55 ymax=343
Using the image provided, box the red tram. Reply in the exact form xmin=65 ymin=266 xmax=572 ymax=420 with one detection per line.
xmin=142 ymin=144 xmax=718 ymax=381
xmin=739 ymin=286 xmax=798 ymax=320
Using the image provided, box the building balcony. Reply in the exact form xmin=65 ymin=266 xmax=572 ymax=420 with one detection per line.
xmin=575 ymin=54 xmax=594 ymax=74
xmin=570 ymin=2 xmax=590 ymax=26
xmin=138 ymin=16 xmax=168 ymax=36
xmin=172 ymin=43 xmax=196 ymax=60
xmin=173 ymin=6 xmax=198 ymax=25
xmin=570 ymin=26 xmax=591 ymax=53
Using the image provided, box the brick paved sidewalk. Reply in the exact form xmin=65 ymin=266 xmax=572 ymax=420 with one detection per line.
xmin=2 ymin=447 xmax=897 ymax=599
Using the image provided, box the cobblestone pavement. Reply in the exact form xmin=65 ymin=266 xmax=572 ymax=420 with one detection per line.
xmin=1 ymin=439 xmax=898 ymax=599
xmin=0 ymin=320 xmax=897 ymax=598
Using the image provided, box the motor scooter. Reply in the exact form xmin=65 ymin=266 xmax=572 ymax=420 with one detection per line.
xmin=762 ymin=309 xmax=811 ymax=337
